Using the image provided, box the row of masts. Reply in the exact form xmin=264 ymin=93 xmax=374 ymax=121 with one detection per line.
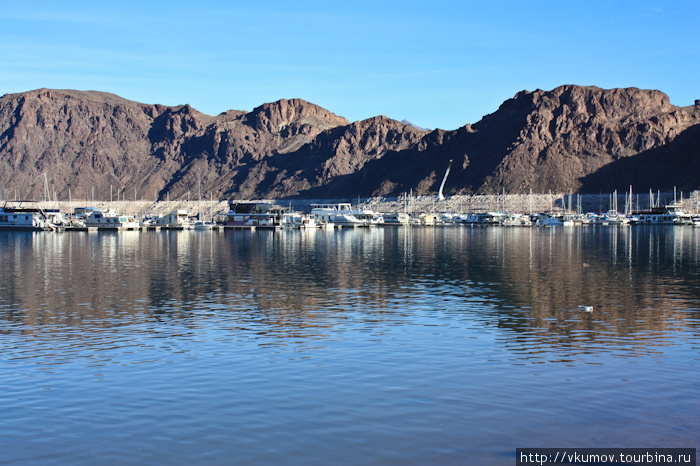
xmin=396 ymin=187 xmax=700 ymax=216
xmin=4 ymin=175 xmax=700 ymax=218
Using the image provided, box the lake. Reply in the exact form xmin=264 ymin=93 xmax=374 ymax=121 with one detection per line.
xmin=1 ymin=226 xmax=699 ymax=465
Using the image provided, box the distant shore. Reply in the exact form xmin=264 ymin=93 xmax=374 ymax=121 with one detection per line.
xmin=4 ymin=191 xmax=700 ymax=217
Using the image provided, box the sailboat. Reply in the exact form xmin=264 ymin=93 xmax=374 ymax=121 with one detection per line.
xmin=193 ymin=170 xmax=215 ymax=230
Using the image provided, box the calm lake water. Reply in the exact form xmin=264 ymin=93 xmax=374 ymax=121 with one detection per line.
xmin=1 ymin=226 xmax=699 ymax=465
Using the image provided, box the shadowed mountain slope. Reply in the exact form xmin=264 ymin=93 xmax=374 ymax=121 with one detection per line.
xmin=1 ymin=86 xmax=698 ymax=201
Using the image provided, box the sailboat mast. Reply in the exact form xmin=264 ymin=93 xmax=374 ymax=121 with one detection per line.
xmin=437 ymin=159 xmax=452 ymax=201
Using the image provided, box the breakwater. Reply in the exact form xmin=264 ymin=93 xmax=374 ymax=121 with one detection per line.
xmin=5 ymin=191 xmax=700 ymax=217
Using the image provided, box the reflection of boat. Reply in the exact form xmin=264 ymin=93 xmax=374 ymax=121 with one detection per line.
xmin=0 ymin=207 xmax=61 ymax=231
xmin=84 ymin=210 xmax=140 ymax=230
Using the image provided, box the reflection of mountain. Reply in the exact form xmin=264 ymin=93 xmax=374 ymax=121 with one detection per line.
xmin=1 ymin=228 xmax=699 ymax=353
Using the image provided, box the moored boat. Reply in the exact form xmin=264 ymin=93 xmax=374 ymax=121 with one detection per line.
xmin=633 ymin=205 xmax=694 ymax=225
xmin=84 ymin=209 xmax=140 ymax=230
xmin=534 ymin=213 xmax=564 ymax=226
xmin=279 ymin=212 xmax=320 ymax=229
xmin=193 ymin=220 xmax=215 ymax=230
xmin=382 ymin=212 xmax=411 ymax=225
xmin=0 ymin=207 xmax=60 ymax=231
xmin=154 ymin=210 xmax=195 ymax=229
xmin=309 ymin=203 xmax=366 ymax=227
xmin=225 ymin=201 xmax=289 ymax=228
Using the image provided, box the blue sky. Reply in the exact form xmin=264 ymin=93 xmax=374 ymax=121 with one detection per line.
xmin=1 ymin=0 xmax=698 ymax=130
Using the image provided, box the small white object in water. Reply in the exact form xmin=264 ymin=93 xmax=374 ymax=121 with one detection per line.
xmin=578 ymin=305 xmax=593 ymax=312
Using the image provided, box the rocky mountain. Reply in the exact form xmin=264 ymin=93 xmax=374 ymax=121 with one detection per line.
xmin=0 ymin=85 xmax=698 ymax=201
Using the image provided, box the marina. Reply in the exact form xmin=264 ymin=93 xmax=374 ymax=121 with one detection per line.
xmin=3 ymin=190 xmax=700 ymax=232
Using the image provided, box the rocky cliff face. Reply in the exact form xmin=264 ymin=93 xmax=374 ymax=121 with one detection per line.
xmin=475 ymin=85 xmax=699 ymax=193
xmin=0 ymin=85 xmax=698 ymax=201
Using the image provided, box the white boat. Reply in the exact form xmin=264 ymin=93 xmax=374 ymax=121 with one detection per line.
xmin=331 ymin=213 xmax=365 ymax=227
xmin=193 ymin=220 xmax=215 ymax=230
xmin=279 ymin=213 xmax=320 ymax=229
xmin=352 ymin=208 xmax=384 ymax=225
xmin=84 ymin=209 xmax=140 ymax=230
xmin=309 ymin=203 xmax=366 ymax=227
xmin=478 ymin=212 xmax=507 ymax=225
xmin=418 ymin=213 xmax=439 ymax=225
xmin=459 ymin=213 xmax=487 ymax=224
xmin=633 ymin=205 xmax=694 ymax=225
xmin=0 ymin=207 xmax=59 ymax=231
xmin=139 ymin=215 xmax=158 ymax=228
xmin=600 ymin=210 xmax=629 ymax=225
xmin=154 ymin=210 xmax=195 ymax=229
xmin=534 ymin=213 xmax=564 ymax=226
xmin=501 ymin=213 xmax=532 ymax=226
xmin=193 ymin=170 xmax=216 ymax=230
xmin=382 ymin=212 xmax=411 ymax=225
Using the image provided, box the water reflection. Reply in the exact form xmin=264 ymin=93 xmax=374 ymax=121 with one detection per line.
xmin=1 ymin=227 xmax=699 ymax=360
xmin=2 ymin=227 xmax=700 ymax=465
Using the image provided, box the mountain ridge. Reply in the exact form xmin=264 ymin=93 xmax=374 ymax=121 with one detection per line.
xmin=1 ymin=86 xmax=698 ymax=201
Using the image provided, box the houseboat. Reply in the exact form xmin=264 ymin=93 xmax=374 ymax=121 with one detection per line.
xmin=633 ymin=205 xmax=694 ymax=225
xmin=84 ymin=210 xmax=140 ymax=230
xmin=534 ymin=213 xmax=565 ymax=226
xmin=382 ymin=212 xmax=411 ymax=225
xmin=225 ymin=202 xmax=289 ymax=228
xmin=154 ymin=210 xmax=195 ymax=229
xmin=309 ymin=203 xmax=365 ymax=227
xmin=0 ymin=207 xmax=61 ymax=231
xmin=279 ymin=212 xmax=320 ymax=229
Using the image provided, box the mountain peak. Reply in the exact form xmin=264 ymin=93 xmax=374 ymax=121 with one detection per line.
xmin=400 ymin=119 xmax=430 ymax=132
xmin=246 ymin=98 xmax=349 ymax=133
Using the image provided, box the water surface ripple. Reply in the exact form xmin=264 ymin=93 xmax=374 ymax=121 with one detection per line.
xmin=1 ymin=226 xmax=699 ymax=465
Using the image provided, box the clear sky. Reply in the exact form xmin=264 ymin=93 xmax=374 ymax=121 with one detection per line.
xmin=1 ymin=0 xmax=698 ymax=130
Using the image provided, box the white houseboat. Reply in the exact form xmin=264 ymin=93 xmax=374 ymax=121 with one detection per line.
xmin=84 ymin=210 xmax=140 ymax=230
xmin=382 ymin=212 xmax=411 ymax=225
xmin=154 ymin=210 xmax=195 ymax=229
xmin=309 ymin=203 xmax=366 ymax=227
xmin=279 ymin=212 xmax=320 ymax=229
xmin=633 ymin=205 xmax=694 ymax=225
xmin=0 ymin=207 xmax=61 ymax=231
